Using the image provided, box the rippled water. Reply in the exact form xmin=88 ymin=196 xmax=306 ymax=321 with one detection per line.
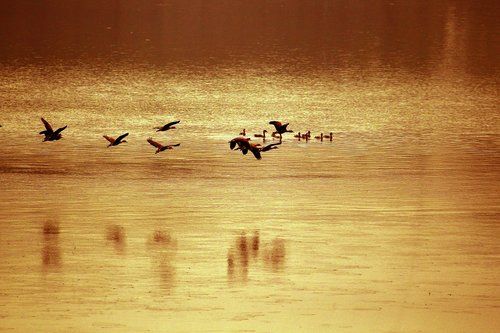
xmin=1 ymin=1 xmax=499 ymax=333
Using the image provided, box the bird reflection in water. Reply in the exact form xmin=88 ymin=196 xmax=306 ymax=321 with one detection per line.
xmin=105 ymin=224 xmax=126 ymax=254
xmin=263 ymin=238 xmax=286 ymax=272
xmin=147 ymin=229 xmax=177 ymax=294
xmin=41 ymin=221 xmax=62 ymax=271
xmin=227 ymin=230 xmax=268 ymax=283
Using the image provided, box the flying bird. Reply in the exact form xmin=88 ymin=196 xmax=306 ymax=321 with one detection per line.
xmin=247 ymin=143 xmax=262 ymax=160
xmin=269 ymin=121 xmax=293 ymax=141
xmin=155 ymin=120 xmax=180 ymax=132
xmin=147 ymin=137 xmax=180 ymax=154
xmin=39 ymin=117 xmax=67 ymax=141
xmin=103 ymin=133 xmax=129 ymax=147
xmin=229 ymin=137 xmax=251 ymax=151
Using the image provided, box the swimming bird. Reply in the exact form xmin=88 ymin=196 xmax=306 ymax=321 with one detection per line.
xmin=301 ymin=131 xmax=311 ymax=140
xmin=103 ymin=133 xmax=129 ymax=147
xmin=239 ymin=129 xmax=246 ymax=136
xmin=39 ymin=117 xmax=67 ymax=141
xmin=269 ymin=121 xmax=293 ymax=141
xmin=314 ymin=133 xmax=324 ymax=141
xmin=323 ymin=132 xmax=333 ymax=141
xmin=147 ymin=138 xmax=180 ymax=154
xmin=254 ymin=129 xmax=268 ymax=139
xmin=155 ymin=120 xmax=180 ymax=132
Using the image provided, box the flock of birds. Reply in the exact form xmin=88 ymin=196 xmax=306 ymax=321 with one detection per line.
xmin=230 ymin=121 xmax=333 ymax=160
xmin=37 ymin=117 xmax=182 ymax=154
xmin=1 ymin=118 xmax=333 ymax=160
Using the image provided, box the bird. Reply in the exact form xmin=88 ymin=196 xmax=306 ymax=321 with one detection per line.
xmin=103 ymin=133 xmax=129 ymax=147
xmin=301 ymin=131 xmax=311 ymax=140
xmin=314 ymin=133 xmax=324 ymax=141
xmin=228 ymin=137 xmax=261 ymax=159
xmin=239 ymin=129 xmax=246 ymax=136
xmin=147 ymin=138 xmax=180 ymax=154
xmin=323 ymin=132 xmax=333 ymax=141
xmin=294 ymin=132 xmax=301 ymax=139
xmin=229 ymin=137 xmax=251 ymax=151
xmin=39 ymin=117 xmax=67 ymax=141
xmin=260 ymin=142 xmax=281 ymax=152
xmin=154 ymin=120 xmax=180 ymax=132
xmin=254 ymin=130 xmax=268 ymax=139
xmin=247 ymin=143 xmax=262 ymax=160
xmin=269 ymin=121 xmax=293 ymax=141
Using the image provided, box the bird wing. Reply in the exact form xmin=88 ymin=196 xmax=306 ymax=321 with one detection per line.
xmin=147 ymin=138 xmax=163 ymax=149
xmin=165 ymin=120 xmax=180 ymax=128
xmin=53 ymin=125 xmax=67 ymax=136
xmin=103 ymin=135 xmax=115 ymax=143
xmin=41 ymin=118 xmax=53 ymax=133
xmin=250 ymin=148 xmax=262 ymax=160
xmin=115 ymin=132 xmax=129 ymax=143
xmin=269 ymin=121 xmax=282 ymax=130
xmin=229 ymin=141 xmax=237 ymax=150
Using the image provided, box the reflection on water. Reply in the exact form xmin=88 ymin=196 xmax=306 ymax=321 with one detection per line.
xmin=0 ymin=1 xmax=499 ymax=332
xmin=105 ymin=224 xmax=126 ymax=254
xmin=147 ymin=229 xmax=177 ymax=294
xmin=227 ymin=231 xmax=285 ymax=283
xmin=41 ymin=221 xmax=62 ymax=271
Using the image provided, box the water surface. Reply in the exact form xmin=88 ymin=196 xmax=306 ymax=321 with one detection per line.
xmin=0 ymin=1 xmax=499 ymax=332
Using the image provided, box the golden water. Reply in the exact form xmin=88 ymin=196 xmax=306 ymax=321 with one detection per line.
xmin=0 ymin=1 xmax=499 ymax=332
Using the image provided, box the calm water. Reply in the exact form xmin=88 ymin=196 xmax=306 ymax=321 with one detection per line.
xmin=0 ymin=1 xmax=499 ymax=332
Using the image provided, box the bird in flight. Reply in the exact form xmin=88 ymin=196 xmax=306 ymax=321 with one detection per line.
xmin=103 ymin=133 xmax=129 ymax=147
xmin=155 ymin=120 xmax=180 ymax=132
xmin=228 ymin=137 xmax=264 ymax=160
xmin=39 ymin=117 xmax=67 ymax=141
xmin=147 ymin=137 xmax=180 ymax=154
xmin=269 ymin=121 xmax=293 ymax=141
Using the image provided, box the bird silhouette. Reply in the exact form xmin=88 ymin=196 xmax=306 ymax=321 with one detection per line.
xmin=229 ymin=137 xmax=251 ymax=151
xmin=147 ymin=138 xmax=180 ymax=154
xmin=323 ymin=132 xmax=333 ymax=141
xmin=155 ymin=120 xmax=180 ymax=132
xmin=314 ymin=133 xmax=323 ymax=141
xmin=103 ymin=133 xmax=129 ymax=147
xmin=39 ymin=118 xmax=67 ymax=141
xmin=269 ymin=121 xmax=293 ymax=141
xmin=254 ymin=129 xmax=268 ymax=139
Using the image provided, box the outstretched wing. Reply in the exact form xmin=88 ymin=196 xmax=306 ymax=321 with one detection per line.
xmin=115 ymin=132 xmax=129 ymax=143
xmin=269 ymin=121 xmax=282 ymax=130
xmin=147 ymin=138 xmax=163 ymax=149
xmin=53 ymin=125 xmax=67 ymax=136
xmin=103 ymin=135 xmax=115 ymax=143
xmin=250 ymin=148 xmax=262 ymax=160
xmin=41 ymin=118 xmax=53 ymax=133
xmin=167 ymin=143 xmax=181 ymax=149
xmin=165 ymin=120 xmax=180 ymax=128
